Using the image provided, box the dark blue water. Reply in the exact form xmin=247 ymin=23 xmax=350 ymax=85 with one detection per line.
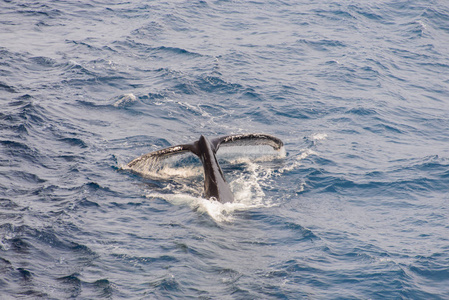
xmin=1 ymin=0 xmax=449 ymax=298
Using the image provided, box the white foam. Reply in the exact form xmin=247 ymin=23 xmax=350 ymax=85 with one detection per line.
xmin=144 ymin=153 xmax=281 ymax=222
xmin=310 ymin=133 xmax=328 ymax=141
xmin=416 ymin=20 xmax=427 ymax=30
xmin=176 ymin=101 xmax=212 ymax=117
xmin=112 ymin=93 xmax=137 ymax=107
xmin=147 ymin=193 xmax=250 ymax=222
xmin=276 ymin=149 xmax=316 ymax=174
xmin=134 ymin=144 xmax=310 ymax=222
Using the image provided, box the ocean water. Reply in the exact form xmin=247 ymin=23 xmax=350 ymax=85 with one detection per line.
xmin=1 ymin=0 xmax=449 ymax=298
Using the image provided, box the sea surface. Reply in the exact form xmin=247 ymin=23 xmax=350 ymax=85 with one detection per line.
xmin=1 ymin=0 xmax=449 ymax=299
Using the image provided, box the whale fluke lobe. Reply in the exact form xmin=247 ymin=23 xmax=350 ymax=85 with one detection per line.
xmin=212 ymin=133 xmax=284 ymax=151
xmin=125 ymin=143 xmax=197 ymax=176
xmin=127 ymin=144 xmax=195 ymax=168
xmin=125 ymin=133 xmax=284 ymax=203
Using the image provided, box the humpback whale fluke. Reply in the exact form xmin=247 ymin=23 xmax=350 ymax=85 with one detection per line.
xmin=126 ymin=133 xmax=284 ymax=203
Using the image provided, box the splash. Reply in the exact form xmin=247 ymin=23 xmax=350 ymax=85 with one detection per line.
xmin=138 ymin=145 xmax=285 ymax=222
xmin=310 ymin=133 xmax=328 ymax=141
xmin=276 ymin=148 xmax=317 ymax=174
xmin=147 ymin=185 xmax=276 ymax=223
xmin=112 ymin=93 xmax=137 ymax=107
xmin=147 ymin=193 xmax=250 ymax=222
xmin=144 ymin=161 xmax=277 ymax=223
xmin=125 ymin=141 xmax=316 ymax=222
xmin=142 ymin=145 xmax=311 ymax=223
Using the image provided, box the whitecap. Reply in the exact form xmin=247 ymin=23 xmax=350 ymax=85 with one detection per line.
xmin=310 ymin=133 xmax=328 ymax=141
xmin=112 ymin=93 xmax=137 ymax=107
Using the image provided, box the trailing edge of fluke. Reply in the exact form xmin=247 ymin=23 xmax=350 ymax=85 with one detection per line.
xmin=126 ymin=133 xmax=284 ymax=203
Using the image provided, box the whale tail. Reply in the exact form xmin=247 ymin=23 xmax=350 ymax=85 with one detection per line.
xmin=126 ymin=133 xmax=283 ymax=172
xmin=124 ymin=133 xmax=284 ymax=202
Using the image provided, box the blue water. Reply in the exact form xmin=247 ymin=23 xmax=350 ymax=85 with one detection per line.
xmin=1 ymin=0 xmax=449 ymax=298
